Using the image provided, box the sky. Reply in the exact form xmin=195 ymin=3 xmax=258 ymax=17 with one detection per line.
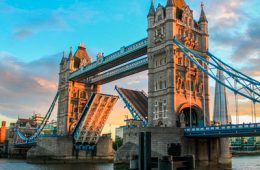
xmin=0 ymin=0 xmax=260 ymax=137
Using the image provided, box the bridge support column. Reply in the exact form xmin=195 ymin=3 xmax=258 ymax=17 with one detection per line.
xmin=219 ymin=138 xmax=232 ymax=167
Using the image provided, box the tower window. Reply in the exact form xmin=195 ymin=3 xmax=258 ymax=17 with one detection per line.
xmin=178 ymin=58 xmax=182 ymax=65
xmin=159 ymin=81 xmax=163 ymax=89
xmin=158 ymin=14 xmax=163 ymax=21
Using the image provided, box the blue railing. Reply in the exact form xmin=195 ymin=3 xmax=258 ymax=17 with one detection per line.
xmin=184 ymin=123 xmax=260 ymax=137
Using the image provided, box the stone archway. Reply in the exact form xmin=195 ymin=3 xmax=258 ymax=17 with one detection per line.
xmin=177 ymin=103 xmax=204 ymax=128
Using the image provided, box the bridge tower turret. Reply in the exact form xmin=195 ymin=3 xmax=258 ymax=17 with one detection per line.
xmin=57 ymin=44 xmax=95 ymax=135
xmin=147 ymin=0 xmax=155 ymax=47
xmin=147 ymin=0 xmax=210 ymax=127
xmin=198 ymin=2 xmax=208 ymax=53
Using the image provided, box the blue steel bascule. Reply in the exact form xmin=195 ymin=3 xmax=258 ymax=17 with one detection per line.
xmin=13 ymin=0 xmax=260 ymax=166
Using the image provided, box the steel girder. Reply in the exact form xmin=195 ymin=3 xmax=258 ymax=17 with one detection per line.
xmin=16 ymin=91 xmax=60 ymax=143
xmin=72 ymin=93 xmax=118 ymax=144
xmin=173 ymin=38 xmax=260 ymax=103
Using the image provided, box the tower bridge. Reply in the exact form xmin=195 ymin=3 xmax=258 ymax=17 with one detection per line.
xmin=13 ymin=0 xmax=260 ymax=168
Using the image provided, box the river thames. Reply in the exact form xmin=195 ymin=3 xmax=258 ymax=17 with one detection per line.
xmin=0 ymin=155 xmax=260 ymax=170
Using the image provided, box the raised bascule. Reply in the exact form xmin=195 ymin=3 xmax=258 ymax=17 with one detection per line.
xmin=14 ymin=0 xmax=260 ymax=168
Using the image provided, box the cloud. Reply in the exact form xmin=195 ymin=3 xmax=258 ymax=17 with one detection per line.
xmin=0 ymin=51 xmax=61 ymax=121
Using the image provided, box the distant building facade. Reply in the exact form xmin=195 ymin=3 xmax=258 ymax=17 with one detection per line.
xmin=0 ymin=121 xmax=6 ymax=143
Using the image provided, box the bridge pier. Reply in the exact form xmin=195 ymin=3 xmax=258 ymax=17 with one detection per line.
xmin=115 ymin=127 xmax=232 ymax=169
xmin=26 ymin=136 xmax=113 ymax=163
xmin=219 ymin=138 xmax=232 ymax=166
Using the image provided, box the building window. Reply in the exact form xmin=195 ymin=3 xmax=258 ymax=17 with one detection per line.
xmin=154 ymin=101 xmax=159 ymax=119
xmin=178 ymin=58 xmax=182 ymax=65
xmin=191 ymin=80 xmax=194 ymax=91
xmin=80 ymin=91 xmax=86 ymax=98
xmin=158 ymin=14 xmax=163 ymax=21
xmin=159 ymin=80 xmax=163 ymax=89
xmin=189 ymin=18 xmax=192 ymax=27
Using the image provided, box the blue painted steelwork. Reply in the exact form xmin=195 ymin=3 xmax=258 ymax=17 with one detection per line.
xmin=207 ymin=51 xmax=260 ymax=86
xmin=173 ymin=38 xmax=260 ymax=103
xmin=69 ymin=38 xmax=148 ymax=80
xmin=38 ymin=134 xmax=65 ymax=137
xmin=72 ymin=93 xmax=96 ymax=141
xmin=90 ymin=57 xmax=148 ymax=84
xmin=184 ymin=123 xmax=260 ymax=137
xmin=115 ymin=86 xmax=148 ymax=126
xmin=14 ymin=141 xmax=37 ymax=148
xmin=16 ymin=91 xmax=60 ymax=144
xmin=74 ymin=144 xmax=96 ymax=151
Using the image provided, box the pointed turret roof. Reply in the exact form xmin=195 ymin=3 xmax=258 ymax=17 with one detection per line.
xmin=74 ymin=43 xmax=91 ymax=68
xmin=148 ymin=0 xmax=155 ymax=17
xmin=199 ymin=2 xmax=208 ymax=23
xmin=60 ymin=51 xmax=66 ymax=65
xmin=68 ymin=47 xmax=73 ymax=60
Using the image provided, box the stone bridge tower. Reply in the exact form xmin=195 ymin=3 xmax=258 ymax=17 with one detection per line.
xmin=147 ymin=0 xmax=210 ymax=128
xmin=57 ymin=44 xmax=100 ymax=135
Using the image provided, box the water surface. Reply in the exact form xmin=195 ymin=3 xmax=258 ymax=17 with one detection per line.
xmin=0 ymin=156 xmax=260 ymax=170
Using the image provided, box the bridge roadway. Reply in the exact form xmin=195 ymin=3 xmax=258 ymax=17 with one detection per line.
xmin=184 ymin=123 xmax=260 ymax=138
xmin=69 ymin=38 xmax=147 ymax=81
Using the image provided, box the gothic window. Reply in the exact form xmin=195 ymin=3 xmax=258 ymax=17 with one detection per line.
xmin=74 ymin=107 xmax=78 ymax=113
xmin=80 ymin=91 xmax=86 ymax=98
xmin=163 ymin=100 xmax=167 ymax=117
xmin=154 ymin=101 xmax=158 ymax=119
xmin=158 ymin=14 xmax=163 ymax=21
xmin=73 ymin=91 xmax=77 ymax=98
xmin=164 ymin=80 xmax=167 ymax=89
xmin=157 ymin=28 xmax=162 ymax=35
xmin=81 ymin=59 xmax=87 ymax=66
xmin=191 ymin=80 xmax=194 ymax=91
xmin=185 ymin=17 xmax=188 ymax=24
xmin=79 ymin=107 xmax=83 ymax=113
xmin=159 ymin=102 xmax=163 ymax=117
xmin=178 ymin=57 xmax=182 ymax=65
xmin=164 ymin=57 xmax=166 ymax=64
xmin=159 ymin=80 xmax=163 ymax=90
xmin=189 ymin=18 xmax=192 ymax=27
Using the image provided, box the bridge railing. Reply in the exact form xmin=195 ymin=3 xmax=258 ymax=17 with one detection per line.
xmin=184 ymin=123 xmax=260 ymax=133
xmin=90 ymin=57 xmax=148 ymax=83
xmin=69 ymin=38 xmax=148 ymax=79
